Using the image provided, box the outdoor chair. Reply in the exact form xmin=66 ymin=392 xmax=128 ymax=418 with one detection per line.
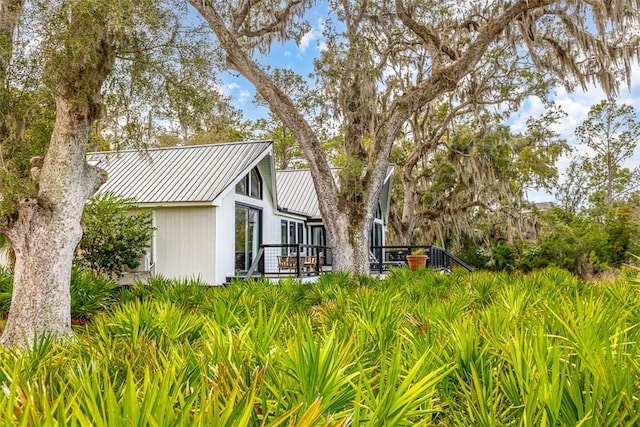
xmin=302 ymin=255 xmax=317 ymax=274
xmin=369 ymin=250 xmax=407 ymax=271
xmin=277 ymin=255 xmax=297 ymax=275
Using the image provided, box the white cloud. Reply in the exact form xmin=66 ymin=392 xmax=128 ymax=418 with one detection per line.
xmin=238 ymin=90 xmax=251 ymax=104
xmin=226 ymin=82 xmax=241 ymax=91
xmin=507 ymin=96 xmax=546 ymax=134
xmin=298 ymin=18 xmax=326 ymax=54
xmin=298 ymin=31 xmax=317 ymax=53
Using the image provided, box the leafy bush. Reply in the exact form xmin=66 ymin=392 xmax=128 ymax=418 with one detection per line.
xmin=0 ymin=267 xmax=12 ymax=315
xmin=77 ymin=192 xmax=153 ymax=277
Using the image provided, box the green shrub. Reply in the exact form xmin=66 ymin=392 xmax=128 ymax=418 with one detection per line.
xmin=77 ymin=192 xmax=153 ymax=278
xmin=0 ymin=267 xmax=13 ymax=316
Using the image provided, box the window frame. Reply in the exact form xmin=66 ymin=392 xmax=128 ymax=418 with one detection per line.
xmin=236 ymin=166 xmax=263 ymax=200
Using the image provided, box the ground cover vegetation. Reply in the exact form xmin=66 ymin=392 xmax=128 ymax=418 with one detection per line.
xmin=0 ymin=267 xmax=639 ymax=425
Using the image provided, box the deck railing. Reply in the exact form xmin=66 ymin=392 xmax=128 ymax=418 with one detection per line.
xmin=244 ymin=244 xmax=333 ymax=279
xmin=370 ymin=245 xmax=473 ymax=273
xmin=243 ymin=243 xmax=472 ymax=280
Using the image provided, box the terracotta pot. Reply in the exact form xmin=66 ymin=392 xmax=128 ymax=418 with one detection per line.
xmin=406 ymin=254 xmax=428 ymax=271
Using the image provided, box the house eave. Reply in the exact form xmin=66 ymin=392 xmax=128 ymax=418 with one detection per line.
xmin=132 ymin=201 xmax=215 ymax=209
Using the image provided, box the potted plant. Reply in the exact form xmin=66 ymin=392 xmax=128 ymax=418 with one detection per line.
xmin=406 ymin=248 xmax=428 ymax=271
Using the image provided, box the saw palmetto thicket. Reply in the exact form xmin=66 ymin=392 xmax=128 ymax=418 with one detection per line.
xmin=0 ymin=268 xmax=639 ymax=425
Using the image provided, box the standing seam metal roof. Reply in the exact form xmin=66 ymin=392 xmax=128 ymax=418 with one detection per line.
xmin=87 ymin=141 xmax=272 ymax=204
xmin=276 ymin=166 xmax=395 ymax=219
xmin=275 ymin=169 xmax=322 ymax=218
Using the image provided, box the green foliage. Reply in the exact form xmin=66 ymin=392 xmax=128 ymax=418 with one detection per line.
xmin=477 ymin=241 xmax=518 ymax=271
xmin=392 ymin=109 xmax=569 ymax=248
xmin=0 ymin=267 xmax=118 ymax=319
xmin=69 ymin=268 xmax=119 ymax=320
xmin=0 ymin=266 xmax=12 ymax=315
xmin=1 ymin=269 xmax=640 ymax=424
xmin=461 ymin=201 xmax=640 ymax=277
xmin=0 ymin=88 xmax=54 ymax=219
xmin=121 ymin=275 xmax=211 ymax=310
xmin=77 ymin=192 xmax=153 ymax=277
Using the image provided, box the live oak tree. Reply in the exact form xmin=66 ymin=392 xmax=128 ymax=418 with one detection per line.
xmin=388 ymin=46 xmax=557 ymax=247
xmin=0 ymin=0 xmax=191 ymax=347
xmin=390 ymin=36 xmax=555 ymax=245
xmin=96 ymin=14 xmax=244 ymax=149
xmin=0 ymin=0 xmax=118 ymax=347
xmin=189 ymin=0 xmax=639 ymax=275
xmin=390 ymin=111 xmax=567 ymax=249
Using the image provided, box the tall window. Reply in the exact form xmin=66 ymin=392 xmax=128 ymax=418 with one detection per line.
xmin=281 ymin=219 xmax=304 ymax=254
xmin=371 ymin=202 xmax=384 ymax=248
xmin=236 ymin=167 xmax=262 ymax=199
xmin=235 ymin=205 xmax=261 ymax=272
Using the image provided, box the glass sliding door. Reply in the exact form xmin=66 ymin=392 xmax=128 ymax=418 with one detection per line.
xmin=235 ymin=205 xmax=261 ymax=273
xmin=310 ymin=225 xmax=329 ymax=265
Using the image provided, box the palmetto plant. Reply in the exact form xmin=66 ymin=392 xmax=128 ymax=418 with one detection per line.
xmin=0 ymin=268 xmax=639 ymax=425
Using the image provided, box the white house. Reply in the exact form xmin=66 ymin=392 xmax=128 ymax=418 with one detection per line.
xmin=88 ymin=141 xmax=393 ymax=284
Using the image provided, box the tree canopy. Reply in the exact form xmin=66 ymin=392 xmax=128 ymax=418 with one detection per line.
xmin=557 ymin=100 xmax=640 ymax=212
xmin=188 ymin=0 xmax=640 ymax=274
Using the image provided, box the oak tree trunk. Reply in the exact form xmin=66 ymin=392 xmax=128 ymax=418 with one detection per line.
xmin=1 ymin=97 xmax=107 ymax=347
xmin=0 ymin=2 xmax=114 ymax=346
xmin=324 ymin=208 xmax=373 ymax=276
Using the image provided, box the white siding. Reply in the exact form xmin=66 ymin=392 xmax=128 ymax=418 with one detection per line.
xmin=154 ymin=206 xmax=216 ymax=284
xmin=216 ymin=190 xmax=237 ymax=283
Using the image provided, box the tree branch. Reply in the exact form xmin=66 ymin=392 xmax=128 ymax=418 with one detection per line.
xmin=395 ymin=0 xmax=458 ymax=61
xmin=237 ymin=0 xmax=305 ymax=38
xmin=188 ymin=0 xmax=339 ymax=211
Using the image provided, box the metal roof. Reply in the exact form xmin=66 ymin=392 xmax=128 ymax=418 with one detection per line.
xmin=276 ymin=166 xmax=395 ymax=219
xmin=88 ymin=141 xmax=272 ymax=204
xmin=276 ymin=169 xmax=321 ymax=218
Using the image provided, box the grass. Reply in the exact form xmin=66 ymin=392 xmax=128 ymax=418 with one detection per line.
xmin=0 ymin=267 xmax=639 ymax=425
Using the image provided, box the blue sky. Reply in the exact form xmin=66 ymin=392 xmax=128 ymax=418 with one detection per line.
xmin=219 ymin=6 xmax=328 ymax=121
xmin=218 ymin=16 xmax=640 ymax=203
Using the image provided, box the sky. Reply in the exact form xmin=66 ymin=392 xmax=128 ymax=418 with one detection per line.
xmin=218 ymin=14 xmax=640 ymax=204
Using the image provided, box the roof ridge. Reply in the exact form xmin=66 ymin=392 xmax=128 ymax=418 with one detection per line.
xmin=89 ymin=140 xmax=272 ymax=155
